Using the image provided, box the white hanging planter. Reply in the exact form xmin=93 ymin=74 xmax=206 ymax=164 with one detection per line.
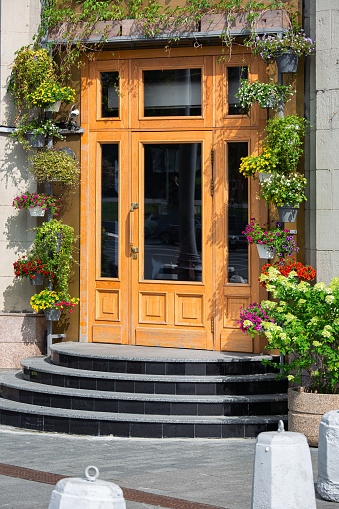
xmin=256 ymin=243 xmax=275 ymax=259
xmin=277 ymin=204 xmax=299 ymax=223
xmin=29 ymin=206 xmax=46 ymax=217
xmin=44 ymin=308 xmax=62 ymax=321
xmin=45 ymin=100 xmax=61 ymax=113
xmin=258 ymin=171 xmax=273 ymax=183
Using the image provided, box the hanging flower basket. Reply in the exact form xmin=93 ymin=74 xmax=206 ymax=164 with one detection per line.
xmin=277 ymin=204 xmax=299 ymax=223
xmin=256 ymin=244 xmax=275 ymax=259
xmin=29 ymin=206 xmax=46 ymax=217
xmin=260 ymin=96 xmax=277 ymax=109
xmin=44 ymin=308 xmax=62 ymax=321
xmin=44 ymin=100 xmax=61 ymax=113
xmin=29 ymin=271 xmax=44 ymax=285
xmin=275 ymin=51 xmax=299 ymax=74
xmin=27 ymin=133 xmax=46 ymax=148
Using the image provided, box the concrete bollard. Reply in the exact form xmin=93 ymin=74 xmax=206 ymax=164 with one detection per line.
xmin=48 ymin=465 xmax=126 ymax=509
xmin=251 ymin=420 xmax=316 ymax=509
xmin=317 ymin=410 xmax=339 ymax=502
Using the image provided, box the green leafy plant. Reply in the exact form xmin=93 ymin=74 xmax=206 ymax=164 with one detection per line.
xmin=10 ymin=116 xmax=64 ymax=148
xmin=255 ymin=266 xmax=339 ymax=394
xmin=243 ymin=218 xmax=299 ymax=257
xmin=264 ymin=115 xmax=307 ymax=173
xmin=28 ymin=149 xmax=80 ymax=186
xmin=30 ymin=219 xmax=78 ymax=295
xmin=30 ymin=289 xmax=79 ymax=313
xmin=235 ymin=78 xmax=294 ymax=115
xmin=248 ymin=28 xmax=316 ymax=61
xmin=258 ymin=172 xmax=307 ymax=207
xmin=27 ymin=81 xmax=76 ymax=108
xmin=239 ymin=148 xmax=278 ymax=178
xmin=12 ymin=192 xmax=62 ymax=217
xmin=7 ymin=47 xmax=56 ymax=109
xmin=13 ymin=256 xmax=55 ymax=282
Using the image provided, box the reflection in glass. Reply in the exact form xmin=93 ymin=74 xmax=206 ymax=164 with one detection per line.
xmin=144 ymin=144 xmax=202 ymax=282
xmin=228 ymin=67 xmax=248 ymax=115
xmin=101 ymin=72 xmax=119 ymax=118
xmin=101 ymin=144 xmax=119 ymax=278
xmin=143 ymin=69 xmax=201 ymax=117
xmin=228 ymin=142 xmax=248 ymax=283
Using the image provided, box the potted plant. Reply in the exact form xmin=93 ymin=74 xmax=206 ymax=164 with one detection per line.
xmin=259 ymin=172 xmax=308 ymax=222
xmin=12 ymin=192 xmax=62 ymax=217
xmin=239 ymin=148 xmax=278 ymax=182
xmin=28 ymin=149 xmax=80 ymax=186
xmin=27 ymin=81 xmax=76 ymax=111
xmin=238 ymin=302 xmax=275 ymax=338
xmin=30 ymin=219 xmax=77 ymax=296
xmin=253 ymin=266 xmax=339 ymax=445
xmin=7 ymin=47 xmax=56 ymax=109
xmin=242 ymin=218 xmax=299 ymax=259
xmin=248 ymin=29 xmax=316 ymax=73
xmin=30 ymin=289 xmax=79 ymax=320
xmin=235 ymin=78 xmax=294 ymax=115
xmin=13 ymin=256 xmax=55 ymax=285
xmin=10 ymin=115 xmax=64 ymax=148
xmin=260 ymin=258 xmax=316 ymax=288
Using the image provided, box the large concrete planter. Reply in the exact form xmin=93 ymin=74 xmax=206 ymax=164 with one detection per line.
xmin=288 ymin=388 xmax=339 ymax=447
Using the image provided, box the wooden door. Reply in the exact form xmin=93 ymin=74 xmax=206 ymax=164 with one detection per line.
xmin=130 ymin=131 xmax=214 ymax=349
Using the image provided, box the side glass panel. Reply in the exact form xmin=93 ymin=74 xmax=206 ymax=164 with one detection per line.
xmin=143 ymin=69 xmax=202 ymax=117
xmin=101 ymin=144 xmax=119 ymax=278
xmin=227 ymin=142 xmax=248 ymax=283
xmin=227 ymin=67 xmax=248 ymax=115
xmin=144 ymin=144 xmax=202 ymax=282
xmin=101 ymin=72 xmax=119 ymax=118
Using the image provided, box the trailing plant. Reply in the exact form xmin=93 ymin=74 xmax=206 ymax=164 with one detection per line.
xmin=13 ymin=192 xmax=62 ymax=217
xmin=264 ymin=115 xmax=307 ymax=173
xmin=13 ymin=256 xmax=55 ymax=282
xmin=238 ymin=302 xmax=275 ymax=338
xmin=239 ymin=148 xmax=278 ymax=178
xmin=28 ymin=149 xmax=80 ymax=186
xmin=260 ymin=258 xmax=316 ymax=288
xmin=30 ymin=219 xmax=78 ymax=295
xmin=27 ymin=82 xmax=76 ymax=109
xmin=235 ymin=78 xmax=294 ymax=115
xmin=255 ymin=266 xmax=339 ymax=394
xmin=248 ymin=28 xmax=316 ymax=61
xmin=7 ymin=47 xmax=56 ymax=109
xmin=30 ymin=289 xmax=79 ymax=313
xmin=243 ymin=218 xmax=299 ymax=257
xmin=10 ymin=116 xmax=64 ymax=148
xmin=258 ymin=172 xmax=307 ymax=207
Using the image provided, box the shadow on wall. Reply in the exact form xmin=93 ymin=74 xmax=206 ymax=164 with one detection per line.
xmin=2 ymin=279 xmax=33 ymax=313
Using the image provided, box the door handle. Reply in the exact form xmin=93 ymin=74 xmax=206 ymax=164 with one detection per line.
xmin=129 ymin=202 xmax=139 ymax=257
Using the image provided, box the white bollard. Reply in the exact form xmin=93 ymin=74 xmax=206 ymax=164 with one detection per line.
xmin=317 ymin=410 xmax=339 ymax=502
xmin=251 ymin=421 xmax=316 ymax=509
xmin=48 ymin=465 xmax=126 ymax=509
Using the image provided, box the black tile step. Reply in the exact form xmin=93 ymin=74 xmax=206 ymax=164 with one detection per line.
xmin=21 ymin=357 xmax=287 ymax=396
xmin=51 ymin=343 xmax=278 ymax=376
xmin=0 ymin=398 xmax=287 ymax=438
xmin=1 ymin=371 xmax=287 ymax=417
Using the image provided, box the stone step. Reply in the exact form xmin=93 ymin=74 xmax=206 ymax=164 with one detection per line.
xmin=0 ymin=371 xmax=287 ymax=416
xmin=51 ymin=342 xmax=278 ymax=376
xmin=0 ymin=397 xmax=287 ymax=438
xmin=21 ymin=357 xmax=287 ymax=396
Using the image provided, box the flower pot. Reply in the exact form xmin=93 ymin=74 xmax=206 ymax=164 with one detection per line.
xmin=29 ymin=272 xmax=44 ymax=285
xmin=277 ymin=204 xmax=299 ymax=223
xmin=45 ymin=100 xmax=61 ymax=113
xmin=28 ymin=206 xmax=46 ymax=217
xmin=258 ymin=171 xmax=272 ymax=183
xmin=275 ymin=51 xmax=299 ymax=74
xmin=256 ymin=243 xmax=275 ymax=259
xmin=27 ymin=133 xmax=46 ymax=148
xmin=260 ymin=96 xmax=277 ymax=108
xmin=288 ymin=387 xmax=339 ymax=447
xmin=44 ymin=308 xmax=61 ymax=321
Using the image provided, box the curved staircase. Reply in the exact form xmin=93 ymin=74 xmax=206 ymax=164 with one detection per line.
xmin=0 ymin=342 xmax=287 ymax=437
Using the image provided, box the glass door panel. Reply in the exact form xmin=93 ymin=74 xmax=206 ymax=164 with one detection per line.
xmin=144 ymin=143 xmax=202 ymax=282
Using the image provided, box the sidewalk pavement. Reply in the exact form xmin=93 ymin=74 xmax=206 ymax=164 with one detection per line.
xmin=0 ymin=425 xmax=337 ymax=509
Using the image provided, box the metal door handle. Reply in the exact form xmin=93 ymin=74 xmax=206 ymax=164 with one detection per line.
xmin=129 ymin=202 xmax=139 ymax=256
